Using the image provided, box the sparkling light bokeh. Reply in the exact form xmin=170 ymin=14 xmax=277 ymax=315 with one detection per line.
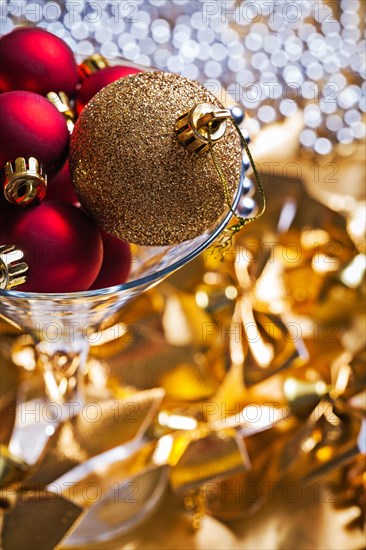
xmin=2 ymin=0 xmax=365 ymax=153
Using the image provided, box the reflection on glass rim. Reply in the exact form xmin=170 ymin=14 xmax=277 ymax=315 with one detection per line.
xmin=0 ymin=165 xmax=245 ymax=301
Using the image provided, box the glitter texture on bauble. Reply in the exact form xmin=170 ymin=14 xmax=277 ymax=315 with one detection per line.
xmin=69 ymin=71 xmax=242 ymax=246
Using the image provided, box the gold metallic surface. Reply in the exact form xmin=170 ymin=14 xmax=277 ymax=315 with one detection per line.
xmin=1 ymin=163 xmax=362 ymax=549
xmin=28 ymin=389 xmax=164 ymax=487
xmin=1 ymin=491 xmax=83 ymax=550
xmin=175 ymin=103 xmax=231 ymax=155
xmin=47 ymin=92 xmax=75 ymax=133
xmin=2 ymin=157 xmax=47 ymax=206
xmin=70 ymin=71 xmax=242 ymax=245
xmin=1 ymin=50 xmax=365 ymax=550
xmin=0 ymin=445 xmax=28 ymax=486
xmin=0 ymin=245 xmax=28 ymax=290
xmin=78 ymin=53 xmax=109 ymax=78
xmin=170 ymin=428 xmax=250 ymax=493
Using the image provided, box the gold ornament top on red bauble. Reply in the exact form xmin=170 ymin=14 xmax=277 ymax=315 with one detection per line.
xmin=69 ymin=71 xmax=242 ymax=246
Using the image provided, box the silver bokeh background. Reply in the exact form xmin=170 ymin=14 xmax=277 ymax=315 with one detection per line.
xmin=1 ymin=0 xmax=365 ymax=153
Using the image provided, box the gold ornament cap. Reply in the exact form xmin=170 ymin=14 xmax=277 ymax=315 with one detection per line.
xmin=0 ymin=245 xmax=28 ymax=290
xmin=2 ymin=157 xmax=47 ymax=206
xmin=70 ymin=71 xmax=242 ymax=246
xmin=46 ymin=91 xmax=75 ymax=132
xmin=175 ymin=103 xmax=232 ymax=155
xmin=78 ymin=53 xmax=109 ymax=78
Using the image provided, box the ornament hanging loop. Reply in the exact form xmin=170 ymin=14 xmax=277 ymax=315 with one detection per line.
xmin=196 ymin=109 xmax=232 ymax=134
xmin=175 ymin=100 xmax=266 ymax=256
xmin=207 ymin=117 xmax=266 ymax=258
xmin=175 ymin=103 xmax=231 ymax=155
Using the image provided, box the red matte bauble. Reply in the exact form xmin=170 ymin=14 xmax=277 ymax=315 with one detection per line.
xmin=75 ymin=66 xmax=143 ymax=113
xmin=0 ymin=91 xmax=69 ymax=176
xmin=0 ymin=28 xmax=79 ymax=97
xmin=1 ymin=201 xmax=103 ymax=293
xmin=46 ymin=161 xmax=79 ymax=205
xmin=89 ymin=231 xmax=131 ymax=290
xmin=0 ymin=194 xmax=17 ymax=235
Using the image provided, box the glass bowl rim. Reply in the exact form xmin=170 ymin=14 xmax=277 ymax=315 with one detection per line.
xmin=0 ymin=175 xmax=244 ymax=300
xmin=0 ymin=55 xmax=245 ymax=301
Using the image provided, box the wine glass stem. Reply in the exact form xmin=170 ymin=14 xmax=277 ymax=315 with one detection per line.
xmin=35 ymin=331 xmax=89 ymax=413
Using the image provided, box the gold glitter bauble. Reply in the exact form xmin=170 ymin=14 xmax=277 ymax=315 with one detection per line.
xmin=70 ymin=71 xmax=242 ymax=246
